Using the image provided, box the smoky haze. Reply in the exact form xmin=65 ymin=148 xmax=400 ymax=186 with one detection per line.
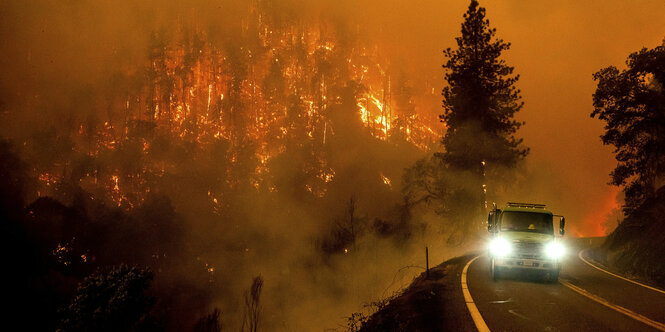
xmin=3 ymin=0 xmax=663 ymax=235
xmin=2 ymin=0 xmax=665 ymax=330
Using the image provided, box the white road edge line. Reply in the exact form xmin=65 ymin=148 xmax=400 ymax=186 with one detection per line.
xmin=462 ymin=255 xmax=490 ymax=332
xmin=560 ymin=279 xmax=665 ymax=331
xmin=578 ymin=250 xmax=665 ymax=295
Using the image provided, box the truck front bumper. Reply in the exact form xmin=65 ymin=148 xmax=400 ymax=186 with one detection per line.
xmin=494 ymin=257 xmax=560 ymax=271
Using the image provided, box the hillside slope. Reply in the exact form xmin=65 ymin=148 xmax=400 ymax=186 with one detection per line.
xmin=590 ymin=186 xmax=665 ymax=288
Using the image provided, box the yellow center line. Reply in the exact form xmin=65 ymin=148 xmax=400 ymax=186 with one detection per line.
xmin=578 ymin=250 xmax=665 ymax=295
xmin=560 ymin=279 xmax=665 ymax=331
xmin=462 ymin=255 xmax=490 ymax=332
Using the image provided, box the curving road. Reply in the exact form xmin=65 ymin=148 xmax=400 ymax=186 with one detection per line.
xmin=463 ymin=237 xmax=665 ymax=331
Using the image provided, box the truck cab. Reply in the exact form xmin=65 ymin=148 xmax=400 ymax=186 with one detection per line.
xmin=487 ymin=202 xmax=566 ymax=282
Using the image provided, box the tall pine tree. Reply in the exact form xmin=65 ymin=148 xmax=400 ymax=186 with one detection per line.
xmin=592 ymin=40 xmax=665 ymax=214
xmin=438 ymin=0 xmax=528 ymax=214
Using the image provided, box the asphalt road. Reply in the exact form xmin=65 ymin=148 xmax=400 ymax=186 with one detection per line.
xmin=464 ymin=237 xmax=665 ymax=332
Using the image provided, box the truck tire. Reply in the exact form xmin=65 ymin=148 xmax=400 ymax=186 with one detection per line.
xmin=491 ymin=259 xmax=500 ymax=281
xmin=548 ymin=269 xmax=559 ymax=283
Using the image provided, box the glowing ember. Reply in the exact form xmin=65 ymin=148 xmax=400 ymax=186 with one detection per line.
xmin=112 ymin=175 xmax=120 ymax=192
xmin=39 ymin=172 xmax=57 ymax=187
xmin=380 ymin=173 xmax=392 ymax=188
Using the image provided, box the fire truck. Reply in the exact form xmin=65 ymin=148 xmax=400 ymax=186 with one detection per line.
xmin=487 ymin=202 xmax=566 ymax=282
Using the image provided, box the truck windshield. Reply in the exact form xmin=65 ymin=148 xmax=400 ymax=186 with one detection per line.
xmin=500 ymin=211 xmax=553 ymax=234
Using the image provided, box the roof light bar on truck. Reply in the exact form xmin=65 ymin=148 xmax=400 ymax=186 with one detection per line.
xmin=506 ymin=202 xmax=546 ymax=209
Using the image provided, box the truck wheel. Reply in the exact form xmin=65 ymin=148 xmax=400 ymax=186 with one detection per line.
xmin=549 ymin=269 xmax=559 ymax=283
xmin=491 ymin=260 xmax=500 ymax=281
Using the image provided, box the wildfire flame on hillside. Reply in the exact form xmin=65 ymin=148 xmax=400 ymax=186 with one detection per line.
xmin=31 ymin=5 xmax=440 ymax=209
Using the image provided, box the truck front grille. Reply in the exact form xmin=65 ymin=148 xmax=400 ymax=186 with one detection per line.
xmin=510 ymin=241 xmax=544 ymax=259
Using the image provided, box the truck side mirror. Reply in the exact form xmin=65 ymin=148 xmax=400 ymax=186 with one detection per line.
xmin=487 ymin=209 xmax=501 ymax=233
xmin=559 ymin=217 xmax=566 ymax=236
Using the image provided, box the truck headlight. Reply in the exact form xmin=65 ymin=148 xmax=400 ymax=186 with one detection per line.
xmin=489 ymin=238 xmax=512 ymax=257
xmin=545 ymin=241 xmax=565 ymax=259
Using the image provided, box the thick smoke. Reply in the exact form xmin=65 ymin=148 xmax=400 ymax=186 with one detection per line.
xmin=3 ymin=1 xmax=665 ymax=330
xmin=0 ymin=1 xmax=452 ymax=330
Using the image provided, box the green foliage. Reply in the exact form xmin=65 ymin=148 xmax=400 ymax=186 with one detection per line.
xmin=592 ymin=39 xmax=665 ymax=213
xmin=59 ymin=265 xmax=155 ymax=332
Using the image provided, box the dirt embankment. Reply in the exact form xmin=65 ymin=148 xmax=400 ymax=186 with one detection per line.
xmin=359 ymin=255 xmax=476 ymax=332
xmin=589 ymin=187 xmax=665 ymax=288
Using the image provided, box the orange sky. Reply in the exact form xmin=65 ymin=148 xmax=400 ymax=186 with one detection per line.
xmin=431 ymin=1 xmax=665 ymax=236
xmin=345 ymin=0 xmax=665 ymax=235
xmin=2 ymin=0 xmax=664 ymax=236
xmin=486 ymin=1 xmax=665 ymax=236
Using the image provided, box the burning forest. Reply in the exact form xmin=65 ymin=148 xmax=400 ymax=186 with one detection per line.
xmin=2 ymin=1 xmax=450 ymax=331
xmin=26 ymin=5 xmax=440 ymax=209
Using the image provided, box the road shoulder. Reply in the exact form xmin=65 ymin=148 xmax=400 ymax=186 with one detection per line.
xmin=360 ymin=254 xmax=477 ymax=332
